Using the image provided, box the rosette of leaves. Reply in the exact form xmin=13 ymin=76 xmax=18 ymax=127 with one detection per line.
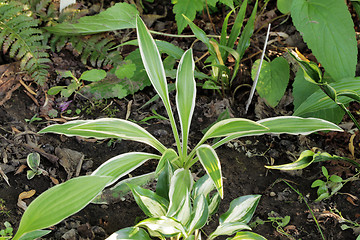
xmin=12 ymin=16 xmax=343 ymax=240
xmin=0 ymin=1 xmax=50 ymax=85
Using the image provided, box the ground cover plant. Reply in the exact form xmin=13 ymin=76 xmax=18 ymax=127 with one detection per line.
xmin=10 ymin=15 xmax=343 ymax=240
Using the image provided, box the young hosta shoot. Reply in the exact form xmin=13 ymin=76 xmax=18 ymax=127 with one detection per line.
xmin=108 ymin=168 xmax=264 ymax=239
xmin=13 ymin=16 xmax=343 ymax=239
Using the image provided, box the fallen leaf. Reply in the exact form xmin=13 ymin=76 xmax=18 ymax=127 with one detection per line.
xmin=349 ymin=134 xmax=356 ymax=158
xmin=19 ymin=189 xmax=36 ymax=200
xmin=14 ymin=164 xmax=27 ymax=175
xmin=0 ymin=166 xmax=10 ymax=186
xmin=50 ymin=176 xmax=59 ymax=185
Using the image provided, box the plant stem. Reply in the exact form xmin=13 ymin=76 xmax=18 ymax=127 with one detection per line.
xmin=281 ymin=179 xmax=326 ymax=240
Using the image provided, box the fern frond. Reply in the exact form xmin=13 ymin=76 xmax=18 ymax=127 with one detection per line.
xmin=50 ymin=34 xmax=123 ymax=68
xmin=0 ymin=2 xmax=50 ymax=84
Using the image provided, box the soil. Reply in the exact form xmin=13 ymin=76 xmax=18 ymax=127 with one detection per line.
xmin=1 ymin=1 xmax=360 ymax=240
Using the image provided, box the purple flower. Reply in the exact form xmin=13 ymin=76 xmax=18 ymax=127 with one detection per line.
xmin=59 ymin=100 xmax=72 ymax=112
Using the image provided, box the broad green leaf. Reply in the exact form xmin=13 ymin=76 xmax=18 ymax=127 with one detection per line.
xmin=79 ymin=69 xmax=106 ymax=82
xmin=251 ymin=57 xmax=290 ymax=107
xmin=136 ymin=16 xmax=170 ymax=110
xmin=208 ymin=222 xmax=251 ymax=240
xmin=26 ymin=153 xmax=40 ymax=171
xmin=13 ymin=176 xmax=111 ymax=240
xmin=265 ymin=150 xmax=315 ymax=170
xmin=136 ymin=216 xmax=187 ymax=238
xmin=277 ymin=0 xmax=292 ymax=14
xmin=291 ymin=0 xmax=357 ymax=80
xmin=196 ymin=145 xmax=223 ymax=198
xmin=156 ymin=160 xmax=174 ymax=200
xmin=92 ymin=172 xmax=156 ymax=204
xmin=155 ymin=149 xmax=178 ymax=175
xmin=39 ymin=118 xmax=166 ymax=153
xmin=128 ymin=184 xmax=169 ymax=218
xmin=219 ymin=0 xmax=234 ymax=9
xmin=92 ymin=152 xmax=160 ymax=186
xmin=192 ymin=174 xmax=216 ymax=200
xmin=200 ymin=118 xmax=268 ymax=144
xmin=167 ymin=169 xmax=193 ymax=225
xmin=311 ymin=179 xmax=325 ymax=188
xmin=106 ymin=227 xmax=152 ymax=240
xmin=213 ymin=116 xmax=343 ymax=149
xmin=173 ymin=0 xmax=203 ymax=34
xmin=219 ymin=195 xmax=261 ymax=224
xmin=294 ymin=77 xmax=360 ymax=116
xmin=176 ymin=49 xmax=196 ymax=157
xmin=187 ymin=194 xmax=209 ymax=234
xmin=115 ymin=61 xmax=136 ymax=79
xmin=44 ymin=3 xmax=138 ymax=35
xmin=18 ymin=230 xmax=51 ymax=240
xmin=229 ymin=231 xmax=267 ymax=240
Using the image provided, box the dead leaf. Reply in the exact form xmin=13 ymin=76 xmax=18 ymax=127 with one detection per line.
xmin=0 ymin=165 xmax=10 ymax=186
xmin=19 ymin=189 xmax=36 ymax=200
xmin=17 ymin=189 xmax=36 ymax=211
xmin=349 ymin=134 xmax=356 ymax=157
xmin=14 ymin=164 xmax=27 ymax=175
xmin=50 ymin=176 xmax=59 ymax=185
xmin=55 ymin=147 xmax=84 ymax=179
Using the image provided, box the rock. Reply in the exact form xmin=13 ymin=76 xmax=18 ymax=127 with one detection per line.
xmin=92 ymin=226 xmax=106 ymax=237
xmin=62 ymin=229 xmax=78 ymax=240
xmin=77 ymin=223 xmax=94 ymax=239
xmin=82 ymin=160 xmax=93 ymax=171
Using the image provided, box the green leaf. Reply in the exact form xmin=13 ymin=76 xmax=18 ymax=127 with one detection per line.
xmin=106 ymin=227 xmax=152 ymax=240
xmin=311 ymin=179 xmax=325 ymax=188
xmin=196 ymin=145 xmax=223 ymax=198
xmin=92 ymin=152 xmax=160 ymax=186
xmin=277 ymin=0 xmax=292 ymax=14
xmin=92 ymin=172 xmax=156 ymax=204
xmin=200 ymin=118 xmax=268 ymax=144
xmin=156 ymin=160 xmax=174 ymax=200
xmin=226 ymin=0 xmax=247 ymax=51
xmin=192 ymin=174 xmax=216 ymax=200
xmin=251 ymin=57 xmax=290 ymax=107
xmin=79 ymin=69 xmax=106 ymax=82
xmin=26 ymin=170 xmax=36 ymax=180
xmin=47 ymin=86 xmax=65 ymax=95
xmin=136 ymin=216 xmax=187 ymax=238
xmin=155 ymin=149 xmax=178 ymax=175
xmin=321 ymin=166 xmax=329 ymax=178
xmin=115 ymin=61 xmax=136 ymax=79
xmin=128 ymin=184 xmax=169 ymax=218
xmin=219 ymin=0 xmax=234 ymax=9
xmin=294 ymin=77 xmax=360 ymax=116
xmin=176 ymin=49 xmax=196 ymax=156
xmin=265 ymin=150 xmax=315 ymax=170
xmin=219 ymin=195 xmax=261 ymax=224
xmin=173 ymin=0 xmax=203 ymax=34
xmin=18 ymin=230 xmax=51 ymax=240
xmin=44 ymin=3 xmax=139 ymax=35
xmin=39 ymin=118 xmax=167 ymax=153
xmin=209 ymin=222 xmax=251 ymax=240
xmin=330 ymin=175 xmax=343 ymax=183
xmin=26 ymin=153 xmax=40 ymax=171
xmin=208 ymin=192 xmax=221 ymax=216
xmin=13 ymin=176 xmax=111 ymax=240
xmin=167 ymin=169 xmax=193 ymax=225
xmin=290 ymin=0 xmax=357 ymax=80
xmin=187 ymin=194 xmax=209 ymax=234
xmin=229 ymin=231 xmax=267 ymax=240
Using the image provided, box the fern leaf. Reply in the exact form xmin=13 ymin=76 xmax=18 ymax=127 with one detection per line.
xmin=0 ymin=2 xmax=50 ymax=85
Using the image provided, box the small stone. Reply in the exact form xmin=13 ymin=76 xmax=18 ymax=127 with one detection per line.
xmin=270 ymin=192 xmax=276 ymax=197
xmin=62 ymin=229 xmax=78 ymax=240
xmin=82 ymin=160 xmax=93 ymax=171
xmin=101 ymin=204 xmax=108 ymax=209
xmin=92 ymin=226 xmax=106 ymax=237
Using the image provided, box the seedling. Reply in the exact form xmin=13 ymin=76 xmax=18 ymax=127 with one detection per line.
xmin=48 ymin=69 xmax=106 ymax=98
xmin=0 ymin=199 xmax=10 ymax=217
xmin=26 ymin=153 xmax=46 ymax=180
xmin=251 ymin=212 xmax=292 ymax=239
xmin=25 ymin=114 xmax=42 ymax=124
xmin=311 ymin=166 xmax=343 ymax=202
xmin=0 ymin=222 xmax=13 ymax=239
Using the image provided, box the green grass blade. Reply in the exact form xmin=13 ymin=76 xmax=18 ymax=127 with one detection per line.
xmin=92 ymin=152 xmax=160 ymax=186
xmin=13 ymin=176 xmax=111 ymax=240
xmin=196 ymin=145 xmax=223 ymax=198
xmin=40 ymin=118 xmax=166 ymax=153
xmin=227 ymin=0 xmax=248 ymax=51
xmin=176 ymin=49 xmax=196 ymax=157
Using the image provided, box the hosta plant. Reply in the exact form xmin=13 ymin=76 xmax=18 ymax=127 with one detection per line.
xmin=12 ymin=16 xmax=343 ymax=240
xmin=108 ymin=168 xmax=266 ymax=239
